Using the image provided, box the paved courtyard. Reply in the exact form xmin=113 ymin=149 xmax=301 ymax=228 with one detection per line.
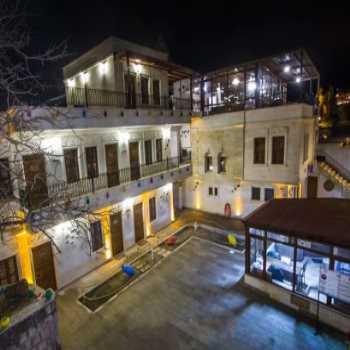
xmin=57 ymin=235 xmax=346 ymax=350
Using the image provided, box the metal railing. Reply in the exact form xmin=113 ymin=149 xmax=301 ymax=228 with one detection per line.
xmin=66 ymin=87 xmax=191 ymax=111
xmin=48 ymin=155 xmax=191 ymax=200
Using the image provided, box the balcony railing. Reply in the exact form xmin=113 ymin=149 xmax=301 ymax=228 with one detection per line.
xmin=66 ymin=87 xmax=191 ymax=111
xmin=47 ymin=154 xmax=191 ymax=201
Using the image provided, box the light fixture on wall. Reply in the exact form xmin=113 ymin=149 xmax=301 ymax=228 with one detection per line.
xmin=162 ymin=127 xmax=171 ymax=139
xmin=232 ymin=78 xmax=240 ymax=86
xmin=67 ymin=79 xmax=75 ymax=88
xmin=81 ymin=72 xmax=89 ymax=84
xmin=99 ymin=61 xmax=108 ymax=75
xmin=133 ymin=63 xmax=143 ymax=74
xmin=119 ymin=131 xmax=130 ymax=144
xmin=247 ymin=80 xmax=257 ymax=92
xmin=283 ymin=65 xmax=291 ymax=73
xmin=295 ymin=76 xmax=301 ymax=83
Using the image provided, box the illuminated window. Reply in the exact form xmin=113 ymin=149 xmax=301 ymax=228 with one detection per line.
xmin=218 ymin=153 xmax=226 ymax=173
xmin=205 ymin=154 xmax=213 ymax=172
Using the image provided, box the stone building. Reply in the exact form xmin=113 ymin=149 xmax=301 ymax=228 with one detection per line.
xmin=0 ymin=37 xmax=192 ymax=291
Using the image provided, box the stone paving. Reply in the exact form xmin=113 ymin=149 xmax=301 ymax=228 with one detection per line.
xmin=57 ymin=233 xmax=346 ymax=350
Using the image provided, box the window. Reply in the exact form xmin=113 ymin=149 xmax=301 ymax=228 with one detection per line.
xmin=64 ymin=149 xmax=80 ymax=183
xmin=156 ymin=139 xmax=163 ymax=162
xmin=153 ymin=80 xmax=161 ymax=105
xmin=332 ymin=260 xmax=350 ymax=313
xmin=218 ymin=154 xmax=226 ymax=173
xmin=209 ymin=187 xmax=218 ymax=196
xmin=272 ymin=136 xmax=285 ymax=164
xmin=251 ymin=187 xmax=261 ymax=200
xmin=303 ymin=133 xmax=309 ymax=163
xmin=85 ymin=146 xmax=99 ymax=178
xmin=0 ymin=158 xmax=12 ymax=198
xmin=141 ymin=76 xmax=149 ymax=105
xmin=90 ymin=221 xmax=103 ymax=252
xmin=204 ymin=154 xmax=213 ymax=172
xmin=144 ymin=140 xmax=153 ymax=165
xmin=250 ymin=238 xmax=264 ymax=277
xmin=0 ymin=256 xmax=19 ymax=286
xmin=264 ymin=188 xmax=274 ymax=201
xmin=266 ymin=241 xmax=294 ymax=290
xmin=295 ymin=249 xmax=329 ymax=302
xmin=254 ymin=138 xmax=265 ymax=164
xmin=149 ymin=197 xmax=156 ymax=222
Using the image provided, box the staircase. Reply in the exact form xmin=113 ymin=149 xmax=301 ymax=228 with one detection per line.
xmin=317 ymin=153 xmax=350 ymax=196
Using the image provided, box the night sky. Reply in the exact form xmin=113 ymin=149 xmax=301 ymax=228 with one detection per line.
xmin=28 ymin=1 xmax=350 ymax=89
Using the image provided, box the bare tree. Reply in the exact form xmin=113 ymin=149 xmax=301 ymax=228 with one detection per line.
xmin=0 ymin=0 xmax=101 ymax=255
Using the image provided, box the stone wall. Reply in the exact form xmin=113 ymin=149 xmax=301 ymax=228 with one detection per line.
xmin=0 ymin=299 xmax=61 ymax=350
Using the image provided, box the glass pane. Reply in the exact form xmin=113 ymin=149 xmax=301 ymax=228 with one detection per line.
xmin=295 ymin=249 xmax=329 ymax=302
xmin=331 ymin=261 xmax=350 ymax=314
xmin=334 ymin=247 xmax=350 ymax=259
xmin=250 ymin=238 xmax=264 ymax=276
xmin=249 ymin=228 xmax=264 ymax=237
xmin=266 ymin=241 xmax=294 ymax=290
xmin=297 ymin=240 xmax=331 ymax=254
xmin=267 ymin=232 xmax=289 ymax=243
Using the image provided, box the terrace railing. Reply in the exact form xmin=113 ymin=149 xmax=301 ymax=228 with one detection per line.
xmin=66 ymin=87 xmax=191 ymax=111
xmin=47 ymin=155 xmax=191 ymax=201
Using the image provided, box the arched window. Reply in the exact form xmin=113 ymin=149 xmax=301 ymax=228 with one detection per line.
xmin=218 ymin=152 xmax=226 ymax=173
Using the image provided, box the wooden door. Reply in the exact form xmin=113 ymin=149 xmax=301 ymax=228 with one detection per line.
xmin=0 ymin=256 xmax=19 ymax=286
xmin=129 ymin=142 xmax=140 ymax=181
xmin=23 ymin=154 xmax=48 ymax=209
xmin=105 ymin=144 xmax=119 ymax=187
xmin=125 ymin=74 xmax=136 ymax=108
xmin=110 ymin=212 xmax=123 ymax=256
xmin=32 ymin=242 xmax=57 ymax=290
xmin=85 ymin=146 xmax=99 ymax=178
xmin=307 ymin=176 xmax=318 ymax=199
xmin=133 ymin=202 xmax=145 ymax=243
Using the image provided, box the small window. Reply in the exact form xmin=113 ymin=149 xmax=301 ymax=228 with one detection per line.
xmin=251 ymin=187 xmax=261 ymax=200
xmin=272 ymin=136 xmax=285 ymax=165
xmin=208 ymin=187 xmax=213 ymax=196
xmin=156 ymin=139 xmax=163 ymax=162
xmin=149 ymin=197 xmax=156 ymax=222
xmin=218 ymin=154 xmax=226 ymax=173
xmin=64 ymin=149 xmax=80 ymax=183
xmin=144 ymin=140 xmax=153 ymax=165
xmin=205 ymin=154 xmax=213 ymax=172
xmin=90 ymin=221 xmax=103 ymax=252
xmin=214 ymin=187 xmax=218 ymax=196
xmin=254 ymin=138 xmax=265 ymax=164
xmin=264 ymin=188 xmax=275 ymax=201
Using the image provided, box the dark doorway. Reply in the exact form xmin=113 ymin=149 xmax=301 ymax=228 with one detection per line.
xmin=133 ymin=202 xmax=145 ymax=243
xmin=32 ymin=242 xmax=57 ymax=290
xmin=105 ymin=144 xmax=119 ymax=187
xmin=110 ymin=212 xmax=124 ymax=256
xmin=125 ymin=73 xmax=136 ymax=109
xmin=129 ymin=142 xmax=140 ymax=181
xmin=22 ymin=153 xmax=48 ymax=209
xmin=307 ymin=176 xmax=318 ymax=198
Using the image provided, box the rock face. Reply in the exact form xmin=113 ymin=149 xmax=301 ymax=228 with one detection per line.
xmin=0 ymin=299 xmax=61 ymax=350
